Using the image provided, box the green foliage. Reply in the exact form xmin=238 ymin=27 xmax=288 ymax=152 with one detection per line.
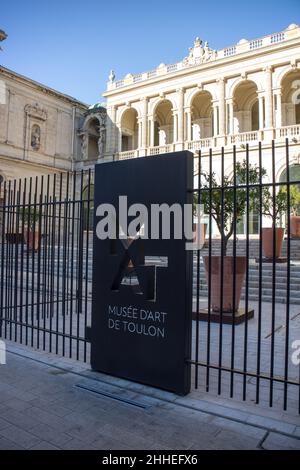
xmin=290 ymin=185 xmax=300 ymax=216
xmin=261 ymin=184 xmax=300 ymax=224
xmin=200 ymin=160 xmax=266 ymax=254
xmin=19 ymin=207 xmax=41 ymax=230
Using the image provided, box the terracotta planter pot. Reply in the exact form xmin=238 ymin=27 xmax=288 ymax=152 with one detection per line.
xmin=5 ymin=232 xmax=23 ymax=244
xmin=203 ymin=256 xmax=246 ymax=313
xmin=24 ymin=229 xmax=40 ymax=251
xmin=193 ymin=223 xmax=207 ymax=246
xmin=290 ymin=216 xmax=300 ymax=239
xmin=261 ymin=227 xmax=284 ymax=259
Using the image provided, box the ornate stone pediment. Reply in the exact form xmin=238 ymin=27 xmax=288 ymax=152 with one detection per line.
xmin=24 ymin=103 xmax=47 ymax=121
xmin=183 ymin=37 xmax=217 ymax=66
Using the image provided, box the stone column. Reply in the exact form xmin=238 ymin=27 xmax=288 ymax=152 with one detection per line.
xmin=274 ymin=90 xmax=282 ymax=128
xmin=213 ymin=104 xmax=218 ymax=136
xmin=264 ymin=66 xmax=274 ymax=129
xmin=227 ymin=99 xmax=234 ymax=134
xmin=258 ymin=95 xmax=264 ymax=129
xmin=106 ymin=105 xmax=117 ymax=158
xmin=149 ymin=116 xmax=155 ymax=147
xmin=186 ymin=107 xmax=192 ymax=141
xmin=173 ymin=112 xmax=178 ymax=144
xmin=218 ymin=78 xmax=226 ymax=135
xmin=137 ymin=118 xmax=142 ymax=150
xmin=177 ymin=88 xmax=184 ymax=146
xmin=141 ymin=97 xmax=148 ymax=151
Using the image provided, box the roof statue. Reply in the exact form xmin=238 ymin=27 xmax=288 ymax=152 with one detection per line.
xmin=0 ymin=29 xmax=7 ymax=51
xmin=183 ymin=37 xmax=217 ymax=66
xmin=108 ymin=70 xmax=115 ymax=83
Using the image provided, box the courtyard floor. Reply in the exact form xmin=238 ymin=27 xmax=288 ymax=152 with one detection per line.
xmin=0 ymin=341 xmax=299 ymax=450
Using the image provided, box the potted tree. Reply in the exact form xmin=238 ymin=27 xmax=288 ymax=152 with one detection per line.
xmin=193 ymin=193 xmax=208 ymax=247
xmin=261 ymin=186 xmax=289 ymax=259
xmin=290 ymin=185 xmax=300 ymax=238
xmin=21 ymin=207 xmax=41 ymax=251
xmin=200 ymin=161 xmax=264 ymax=313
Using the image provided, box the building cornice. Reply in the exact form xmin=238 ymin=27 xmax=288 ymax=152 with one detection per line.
xmin=103 ymin=33 xmax=300 ymax=99
xmin=0 ymin=66 xmax=89 ymax=110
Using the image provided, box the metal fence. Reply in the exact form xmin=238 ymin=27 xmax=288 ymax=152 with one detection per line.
xmin=192 ymin=139 xmax=300 ymax=413
xmin=0 ymin=170 xmax=94 ymax=362
xmin=0 ymin=140 xmax=299 ymax=413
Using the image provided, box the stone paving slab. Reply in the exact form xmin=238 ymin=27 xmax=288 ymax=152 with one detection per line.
xmin=0 ymin=342 xmax=299 ymax=450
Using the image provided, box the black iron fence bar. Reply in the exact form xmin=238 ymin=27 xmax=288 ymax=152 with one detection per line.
xmin=0 ymin=179 xmax=7 ymax=338
xmin=187 ymin=360 xmax=300 ymax=387
xmin=69 ymin=172 xmax=76 ymax=359
xmin=49 ymin=174 xmax=57 ymax=353
xmin=243 ymin=143 xmax=250 ymax=401
xmin=42 ymin=175 xmax=50 ymax=349
xmin=230 ymin=144 xmax=237 ymax=398
xmin=19 ymin=178 xmax=26 ymax=343
xmin=256 ymin=141 xmax=263 ymax=405
xmin=194 ymin=151 xmax=201 ymax=388
xmin=206 ymin=147 xmax=213 ymax=392
xmin=189 ymin=178 xmax=300 ymax=193
xmin=0 ymin=317 xmax=86 ymax=342
xmin=218 ymin=146 xmax=225 ymax=395
xmin=284 ymin=137 xmax=291 ymax=411
xmin=56 ymin=173 xmax=63 ymax=355
xmin=83 ymin=168 xmax=92 ymax=362
xmin=25 ymin=177 xmax=32 ymax=346
xmin=270 ymin=140 xmax=276 ymax=408
xmin=61 ymin=172 xmax=70 ymax=357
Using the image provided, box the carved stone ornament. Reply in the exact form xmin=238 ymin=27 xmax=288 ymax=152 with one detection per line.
xmin=80 ymin=133 xmax=88 ymax=160
xmin=25 ymin=103 xmax=47 ymax=121
xmin=182 ymin=37 xmax=217 ymax=66
xmin=31 ymin=124 xmax=41 ymax=150
xmin=97 ymin=126 xmax=106 ymax=157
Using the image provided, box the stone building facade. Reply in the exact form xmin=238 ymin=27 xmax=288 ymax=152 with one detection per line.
xmin=0 ymin=65 xmax=90 ymax=183
xmin=0 ymin=29 xmax=107 ymax=184
xmin=103 ymin=24 xmax=300 ymax=162
xmin=102 ymin=23 xmax=300 ymax=234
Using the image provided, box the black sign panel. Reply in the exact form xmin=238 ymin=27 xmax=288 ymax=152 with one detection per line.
xmin=91 ymin=151 xmax=193 ymax=395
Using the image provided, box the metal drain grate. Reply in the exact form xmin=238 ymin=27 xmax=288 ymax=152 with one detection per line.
xmin=75 ymin=383 xmax=151 ymax=410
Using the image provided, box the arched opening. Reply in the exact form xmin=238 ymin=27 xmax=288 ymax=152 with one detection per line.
xmin=232 ymin=80 xmax=259 ymax=133
xmin=279 ymin=164 xmax=300 ymax=225
xmin=251 ymin=100 xmax=259 ymax=131
xmin=281 ymin=70 xmax=300 ymax=126
xmin=154 ymin=100 xmax=174 ymax=146
xmin=280 ymin=164 xmax=300 ymax=189
xmin=85 ymin=118 xmax=100 ymax=160
xmin=190 ymin=91 xmax=213 ymax=140
xmin=120 ymin=108 xmax=138 ymax=151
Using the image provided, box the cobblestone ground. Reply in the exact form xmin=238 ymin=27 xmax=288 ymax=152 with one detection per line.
xmin=0 ymin=342 xmax=299 ymax=450
xmin=1 ymin=293 xmax=299 ymax=415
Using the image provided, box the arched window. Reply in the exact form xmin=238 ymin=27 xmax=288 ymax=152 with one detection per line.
xmin=153 ymin=100 xmax=174 ymax=145
xmin=280 ymin=164 xmax=300 ymax=189
xmin=120 ymin=108 xmax=138 ymax=151
xmin=251 ymin=100 xmax=259 ymax=131
xmin=190 ymin=91 xmax=213 ymax=139
xmin=232 ymin=80 xmax=259 ymax=133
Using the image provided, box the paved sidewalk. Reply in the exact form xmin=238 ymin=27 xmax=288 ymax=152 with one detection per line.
xmin=0 ymin=342 xmax=299 ymax=450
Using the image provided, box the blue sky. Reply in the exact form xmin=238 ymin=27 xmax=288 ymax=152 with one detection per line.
xmin=1 ymin=0 xmax=299 ymax=105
